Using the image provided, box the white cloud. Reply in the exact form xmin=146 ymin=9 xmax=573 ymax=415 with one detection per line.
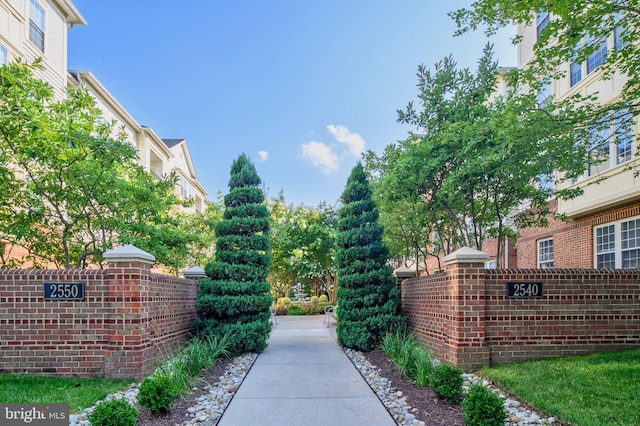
xmin=299 ymin=124 xmax=366 ymax=173
xmin=299 ymin=141 xmax=340 ymax=174
xmin=326 ymin=124 xmax=365 ymax=157
xmin=257 ymin=150 xmax=269 ymax=162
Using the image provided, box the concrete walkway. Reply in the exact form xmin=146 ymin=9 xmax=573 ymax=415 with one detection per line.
xmin=218 ymin=315 xmax=396 ymax=426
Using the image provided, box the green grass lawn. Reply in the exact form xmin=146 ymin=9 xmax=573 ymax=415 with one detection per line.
xmin=0 ymin=375 xmax=133 ymax=413
xmin=480 ymin=349 xmax=640 ymax=426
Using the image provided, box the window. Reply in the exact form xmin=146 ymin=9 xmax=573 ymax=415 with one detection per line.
xmin=570 ymin=62 xmax=582 ymax=87
xmin=484 ymin=260 xmax=496 ymax=269
xmin=0 ymin=45 xmax=7 ymax=66
xmin=596 ymin=218 xmax=640 ymax=269
xmin=621 ymin=219 xmax=640 ymax=269
xmin=587 ymin=125 xmax=611 ymax=176
xmin=614 ymin=13 xmax=627 ymax=50
xmin=539 ymin=173 xmax=554 ymax=192
xmin=537 ymin=239 xmax=554 ymax=268
xmin=29 ymin=0 xmax=45 ymax=52
xmin=614 ymin=109 xmax=633 ymax=165
xmin=586 ymin=33 xmax=607 ymax=74
xmin=537 ymin=79 xmax=552 ymax=108
xmin=596 ymin=224 xmax=616 ymax=268
xmin=178 ymin=176 xmax=187 ymax=198
xmin=585 ymin=109 xmax=634 ymax=177
xmin=536 ymin=11 xmax=550 ymax=40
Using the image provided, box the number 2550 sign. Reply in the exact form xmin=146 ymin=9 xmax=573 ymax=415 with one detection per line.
xmin=43 ymin=282 xmax=85 ymax=300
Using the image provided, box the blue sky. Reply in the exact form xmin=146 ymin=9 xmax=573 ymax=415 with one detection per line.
xmin=67 ymin=1 xmax=516 ymax=207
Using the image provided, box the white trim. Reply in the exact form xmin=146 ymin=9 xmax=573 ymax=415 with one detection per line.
xmin=537 ymin=237 xmax=554 ymax=268
xmin=594 ymin=214 xmax=640 ymax=268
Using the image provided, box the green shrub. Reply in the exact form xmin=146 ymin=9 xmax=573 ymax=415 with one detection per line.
xmin=429 ymin=363 xmax=463 ymax=403
xmin=310 ymin=295 xmax=319 ymax=305
xmin=304 ymin=303 xmax=329 ymax=315
xmin=462 ymin=384 xmax=508 ymax=426
xmin=194 ymin=154 xmax=272 ymax=356
xmin=318 ymin=294 xmax=328 ymax=303
xmin=335 ymin=165 xmax=405 ymax=352
xmin=286 ymin=304 xmax=305 ymax=315
xmin=137 ymin=373 xmax=178 ymax=414
xmin=87 ymin=398 xmax=138 ymax=426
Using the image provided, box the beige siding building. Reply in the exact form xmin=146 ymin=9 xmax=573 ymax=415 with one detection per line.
xmin=162 ymin=139 xmax=208 ymax=213
xmin=515 ymin=13 xmax=640 ymax=270
xmin=0 ymin=0 xmax=85 ymax=97
xmin=1 ymin=0 xmax=210 ymax=267
xmin=1 ymin=1 xmax=209 ymax=210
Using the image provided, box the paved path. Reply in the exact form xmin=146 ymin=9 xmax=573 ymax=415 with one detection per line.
xmin=218 ymin=315 xmax=396 ymax=426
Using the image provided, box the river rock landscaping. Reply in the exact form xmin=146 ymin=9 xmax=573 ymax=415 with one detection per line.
xmin=69 ymin=348 xmax=563 ymax=426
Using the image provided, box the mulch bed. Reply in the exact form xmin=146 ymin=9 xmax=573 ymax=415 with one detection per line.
xmin=136 ymin=349 xmax=463 ymax=426
xmin=362 ymin=349 xmax=464 ymax=426
xmin=136 ymin=359 xmax=231 ymax=426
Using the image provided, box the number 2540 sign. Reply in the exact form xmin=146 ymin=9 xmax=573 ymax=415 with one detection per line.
xmin=507 ymin=282 xmax=543 ymax=298
xmin=43 ymin=282 xmax=85 ymax=300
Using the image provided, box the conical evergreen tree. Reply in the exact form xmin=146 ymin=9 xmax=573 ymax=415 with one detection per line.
xmin=336 ymin=162 xmax=405 ymax=351
xmin=194 ymin=154 xmax=272 ymax=355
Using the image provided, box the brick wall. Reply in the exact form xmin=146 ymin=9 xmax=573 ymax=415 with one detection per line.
xmin=485 ymin=268 xmax=640 ymax=364
xmin=0 ymin=256 xmax=198 ymax=379
xmin=401 ymin=247 xmax=640 ymax=370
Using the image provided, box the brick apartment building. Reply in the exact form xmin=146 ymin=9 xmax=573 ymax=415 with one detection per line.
xmin=512 ymin=11 xmax=638 ymax=270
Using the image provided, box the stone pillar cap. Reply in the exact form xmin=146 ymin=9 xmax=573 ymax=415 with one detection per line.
xmin=394 ymin=265 xmax=418 ymax=279
xmin=103 ymin=245 xmax=155 ymax=264
xmin=443 ymin=246 xmax=489 ymax=265
xmin=183 ymin=266 xmax=206 ymax=279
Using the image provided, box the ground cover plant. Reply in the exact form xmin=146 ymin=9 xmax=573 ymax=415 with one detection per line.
xmin=480 ymin=349 xmax=640 ymax=426
xmin=0 ymin=375 xmax=133 ymax=413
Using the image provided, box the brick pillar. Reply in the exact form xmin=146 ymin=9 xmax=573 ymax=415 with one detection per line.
xmin=103 ymin=245 xmax=155 ymax=379
xmin=394 ymin=264 xmax=417 ymax=292
xmin=443 ymin=247 xmax=490 ymax=371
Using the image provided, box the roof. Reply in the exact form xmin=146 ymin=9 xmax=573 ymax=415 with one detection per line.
xmin=162 ymin=139 xmax=186 ymax=149
xmin=53 ymin=0 xmax=87 ymax=26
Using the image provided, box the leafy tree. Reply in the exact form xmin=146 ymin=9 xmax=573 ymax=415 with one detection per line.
xmin=158 ymin=195 xmax=224 ymax=275
xmin=268 ymin=194 xmax=303 ymax=299
xmin=0 ymin=60 xmax=185 ymax=269
xmin=268 ymin=194 xmax=338 ymax=301
xmin=298 ymin=202 xmax=338 ymax=302
xmin=367 ymin=46 xmax=593 ymax=268
xmin=450 ymin=1 xmax=637 ymax=142
xmin=335 ymin=162 xmax=405 ymax=351
xmin=195 ymin=154 xmax=272 ymax=355
xmin=364 ymin=138 xmax=447 ymax=273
